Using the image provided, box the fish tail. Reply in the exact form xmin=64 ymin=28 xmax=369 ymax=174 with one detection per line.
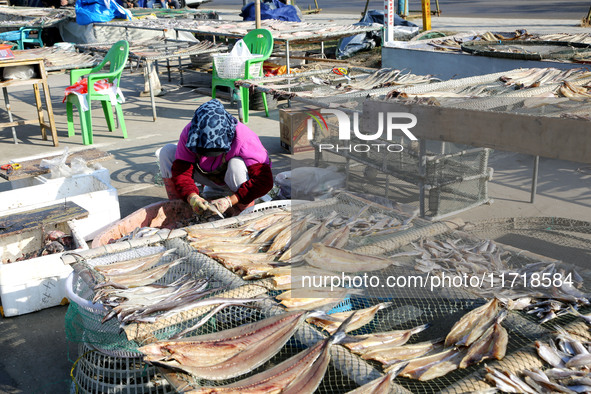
xmin=329 ymin=311 xmax=357 ymax=345
xmin=568 ymin=305 xmax=581 ymax=317
xmin=385 ymin=361 xmax=410 ymax=378
xmin=411 ymin=323 xmax=431 ymax=335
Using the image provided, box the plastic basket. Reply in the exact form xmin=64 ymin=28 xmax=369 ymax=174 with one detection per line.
xmin=213 ymin=53 xmax=263 ymax=79
xmin=72 ymin=342 xmax=174 ymax=394
xmin=240 ymin=199 xmax=308 ymax=215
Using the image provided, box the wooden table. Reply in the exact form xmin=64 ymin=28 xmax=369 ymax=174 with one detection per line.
xmin=0 ymin=57 xmax=58 ymax=146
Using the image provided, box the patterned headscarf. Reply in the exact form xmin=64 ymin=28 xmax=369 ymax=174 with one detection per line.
xmin=185 ymin=100 xmax=237 ymax=155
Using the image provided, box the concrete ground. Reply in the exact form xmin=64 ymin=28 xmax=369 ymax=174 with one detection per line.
xmin=0 ymin=12 xmax=590 ymax=394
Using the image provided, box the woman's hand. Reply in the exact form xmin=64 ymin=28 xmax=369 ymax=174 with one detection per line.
xmin=211 ymin=196 xmax=233 ymax=215
xmin=188 ymin=194 xmax=209 ymax=215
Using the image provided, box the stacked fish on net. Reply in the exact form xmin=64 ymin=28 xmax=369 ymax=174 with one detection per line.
xmin=91 ymin=249 xmax=259 ymax=328
xmin=486 ymin=309 xmax=591 ymax=392
xmin=324 ymin=298 xmax=510 ymax=381
xmin=186 ymin=208 xmax=414 ymax=286
xmin=407 ymin=237 xmax=589 ymax=324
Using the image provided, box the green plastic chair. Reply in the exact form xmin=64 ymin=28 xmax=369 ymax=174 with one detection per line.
xmin=66 ymin=40 xmax=129 ymax=145
xmin=211 ymin=28 xmax=273 ymax=124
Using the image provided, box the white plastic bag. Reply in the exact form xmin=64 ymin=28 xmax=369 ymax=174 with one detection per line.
xmin=276 ymin=166 xmax=346 ymax=200
xmin=39 ymin=148 xmax=93 ymax=178
xmin=3 ymin=65 xmax=36 ymax=81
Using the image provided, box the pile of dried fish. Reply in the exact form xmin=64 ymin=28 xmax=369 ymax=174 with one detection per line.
xmin=486 ymin=319 xmax=591 ymax=393
xmin=558 ymin=81 xmax=591 ymax=98
xmin=180 ymin=314 xmax=355 ymax=393
xmin=187 ymin=208 xmax=413 ymax=288
xmin=341 ymin=298 xmax=508 ymax=381
xmin=500 ymin=68 xmax=591 ymax=89
xmin=406 ymin=237 xmax=589 ymax=323
xmin=91 ymin=250 xmax=262 ymax=328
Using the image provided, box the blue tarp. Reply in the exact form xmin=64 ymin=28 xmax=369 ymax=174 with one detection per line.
xmin=336 ymin=10 xmax=417 ymax=59
xmin=76 ymin=0 xmax=131 ymax=25
xmin=240 ymin=0 xmax=300 ymax=22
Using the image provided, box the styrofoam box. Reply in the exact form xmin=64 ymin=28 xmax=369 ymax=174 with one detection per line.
xmin=0 ymin=221 xmax=88 ymax=317
xmin=0 ymin=168 xmax=121 ymax=241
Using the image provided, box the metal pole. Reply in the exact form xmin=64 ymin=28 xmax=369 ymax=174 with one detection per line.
xmin=421 ymin=0 xmax=431 ymax=30
xmin=362 ymin=0 xmax=370 ymax=18
xmin=418 ymin=139 xmax=427 ymax=218
xmin=285 ymin=40 xmax=291 ymax=73
xmin=530 ymin=155 xmax=539 ymax=203
xmin=255 ymin=0 xmax=261 ymax=29
xmin=384 ymin=0 xmax=394 ymax=43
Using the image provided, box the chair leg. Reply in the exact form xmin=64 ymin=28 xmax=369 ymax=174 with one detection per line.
xmin=211 ymin=81 xmax=217 ymax=99
xmin=78 ymin=107 xmax=90 ymax=145
xmin=101 ymin=101 xmax=116 ymax=131
xmin=262 ymin=92 xmax=269 ymax=118
xmin=66 ymin=101 xmax=75 ymax=137
xmin=240 ymin=86 xmax=249 ymax=124
xmin=115 ymin=103 xmax=127 ymax=139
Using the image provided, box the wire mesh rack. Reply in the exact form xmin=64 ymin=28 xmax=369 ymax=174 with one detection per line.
xmin=66 ymin=208 xmax=591 ymax=394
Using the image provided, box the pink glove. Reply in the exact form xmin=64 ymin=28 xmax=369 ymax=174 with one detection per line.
xmin=211 ymin=196 xmax=233 ymax=215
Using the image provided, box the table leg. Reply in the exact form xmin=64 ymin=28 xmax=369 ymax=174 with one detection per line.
xmin=166 ymin=58 xmax=172 ymax=82
xmin=179 ymin=56 xmax=184 ymax=86
xmin=2 ymin=87 xmax=17 ymax=144
xmin=321 ymin=41 xmax=325 ymax=59
xmin=146 ymin=60 xmax=157 ymax=121
xmin=530 ymin=155 xmax=539 ymax=203
xmin=41 ymin=76 xmax=58 ymax=146
xmin=285 ymin=41 xmax=291 ymax=74
xmin=33 ymin=82 xmax=46 ymax=140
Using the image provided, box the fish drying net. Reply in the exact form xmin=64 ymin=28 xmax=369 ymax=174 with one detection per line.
xmin=67 ymin=206 xmax=591 ymax=393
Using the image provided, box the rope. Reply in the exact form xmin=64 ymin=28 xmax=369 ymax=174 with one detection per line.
xmin=69 ymin=349 xmax=97 ymax=394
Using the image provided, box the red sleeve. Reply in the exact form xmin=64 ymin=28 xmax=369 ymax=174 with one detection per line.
xmin=171 ymin=159 xmax=199 ymax=201
xmin=236 ymin=163 xmax=273 ymax=205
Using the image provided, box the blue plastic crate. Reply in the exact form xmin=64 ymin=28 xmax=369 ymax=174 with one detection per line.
xmin=327 ymin=295 xmax=353 ymax=314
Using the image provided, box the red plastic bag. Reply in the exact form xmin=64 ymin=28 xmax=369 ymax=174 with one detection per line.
xmin=62 ymin=78 xmax=112 ymax=102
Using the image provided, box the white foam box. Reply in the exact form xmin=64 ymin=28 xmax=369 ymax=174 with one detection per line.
xmin=0 ymin=168 xmax=120 ymax=241
xmin=0 ymin=221 xmax=87 ymax=317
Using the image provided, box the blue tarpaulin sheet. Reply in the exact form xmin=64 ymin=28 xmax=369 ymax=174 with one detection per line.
xmin=240 ymin=0 xmax=301 ymax=22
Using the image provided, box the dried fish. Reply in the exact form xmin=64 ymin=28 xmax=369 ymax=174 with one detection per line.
xmin=277 ymin=288 xmax=355 ymax=310
xmin=399 ymin=347 xmax=466 ymax=381
xmin=485 ymin=366 xmax=537 ymax=394
xmin=365 ymin=339 xmax=444 ymax=366
xmin=281 ymin=222 xmax=329 ymax=262
xmin=93 ymin=249 xmax=176 ymax=276
xmin=459 ymin=312 xmax=508 ymax=368
xmin=96 ymin=258 xmax=185 ymax=289
xmin=304 ymin=243 xmax=396 ymax=272
xmin=346 ymin=362 xmax=408 ymax=394
xmin=445 ymin=298 xmax=503 ymax=347
xmin=535 ymin=340 xmax=569 ymax=368
xmin=307 ymin=302 xmax=392 ymax=334
xmin=186 ymin=313 xmax=356 ymax=393
xmin=141 ymin=311 xmax=306 ymax=380
xmin=344 ymin=323 xmax=430 ymax=354
xmin=193 ymin=242 xmax=264 ymax=254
